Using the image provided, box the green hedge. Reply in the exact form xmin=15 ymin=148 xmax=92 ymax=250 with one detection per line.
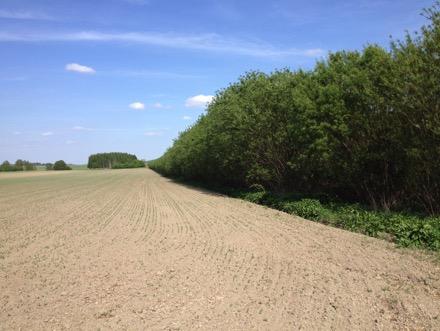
xmin=149 ymin=2 xmax=440 ymax=215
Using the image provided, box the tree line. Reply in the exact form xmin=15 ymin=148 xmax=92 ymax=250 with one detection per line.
xmin=0 ymin=160 xmax=73 ymax=171
xmin=0 ymin=160 xmax=36 ymax=171
xmin=87 ymin=152 xmax=145 ymax=169
xmin=149 ymin=2 xmax=440 ymax=215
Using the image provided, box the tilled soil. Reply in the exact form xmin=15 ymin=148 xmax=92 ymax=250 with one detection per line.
xmin=0 ymin=168 xmax=439 ymax=330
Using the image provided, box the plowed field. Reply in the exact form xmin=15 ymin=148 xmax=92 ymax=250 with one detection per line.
xmin=0 ymin=168 xmax=439 ymax=330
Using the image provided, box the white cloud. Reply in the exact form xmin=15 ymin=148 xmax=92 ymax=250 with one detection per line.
xmin=185 ymin=94 xmax=214 ymax=108
xmin=0 ymin=9 xmax=52 ymax=20
xmin=0 ymin=31 xmax=325 ymax=58
xmin=66 ymin=140 xmax=76 ymax=144
xmin=129 ymin=102 xmax=145 ymax=110
xmin=182 ymin=116 xmax=191 ymax=120
xmin=144 ymin=131 xmax=163 ymax=136
xmin=65 ymin=63 xmax=96 ymax=74
xmin=12 ymin=131 xmax=21 ymax=135
xmin=41 ymin=131 xmax=53 ymax=136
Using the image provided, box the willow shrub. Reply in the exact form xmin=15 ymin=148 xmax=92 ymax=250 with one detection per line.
xmin=149 ymin=3 xmax=440 ymax=216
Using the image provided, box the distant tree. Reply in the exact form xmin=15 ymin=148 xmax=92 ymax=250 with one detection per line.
xmin=24 ymin=161 xmax=37 ymax=171
xmin=53 ymin=160 xmax=72 ymax=171
xmin=24 ymin=161 xmax=36 ymax=171
xmin=14 ymin=159 xmax=24 ymax=171
xmin=0 ymin=161 xmax=13 ymax=172
xmin=13 ymin=159 xmax=36 ymax=171
xmin=45 ymin=163 xmax=53 ymax=171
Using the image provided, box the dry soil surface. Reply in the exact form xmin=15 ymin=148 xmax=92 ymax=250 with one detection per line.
xmin=0 ymin=168 xmax=439 ymax=330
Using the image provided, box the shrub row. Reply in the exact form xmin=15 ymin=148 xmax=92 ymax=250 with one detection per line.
xmin=149 ymin=3 xmax=440 ymax=215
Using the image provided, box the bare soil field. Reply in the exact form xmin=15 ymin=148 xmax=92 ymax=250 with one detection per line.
xmin=0 ymin=168 xmax=439 ymax=330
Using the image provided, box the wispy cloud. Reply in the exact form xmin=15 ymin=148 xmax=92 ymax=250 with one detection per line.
xmin=182 ymin=115 xmax=192 ymax=120
xmin=107 ymin=69 xmax=203 ymax=79
xmin=144 ymin=130 xmax=163 ymax=136
xmin=121 ymin=0 xmax=149 ymax=5
xmin=0 ymin=9 xmax=52 ymax=21
xmin=185 ymin=94 xmax=214 ymax=108
xmin=0 ymin=31 xmax=325 ymax=58
xmin=65 ymin=63 xmax=96 ymax=74
xmin=1 ymin=76 xmax=28 ymax=82
xmin=72 ymin=126 xmax=125 ymax=132
xmin=72 ymin=126 xmax=93 ymax=131
xmin=129 ymin=102 xmax=145 ymax=110
xmin=66 ymin=140 xmax=76 ymax=144
xmin=41 ymin=131 xmax=54 ymax=136
xmin=152 ymin=102 xmax=164 ymax=109
xmin=151 ymin=102 xmax=172 ymax=110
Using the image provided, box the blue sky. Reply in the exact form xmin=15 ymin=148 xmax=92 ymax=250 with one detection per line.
xmin=0 ymin=0 xmax=433 ymax=164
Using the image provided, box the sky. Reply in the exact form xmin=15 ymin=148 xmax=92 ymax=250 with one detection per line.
xmin=0 ymin=0 xmax=434 ymax=164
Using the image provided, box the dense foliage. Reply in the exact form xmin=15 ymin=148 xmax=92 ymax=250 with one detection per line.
xmin=112 ymin=160 xmax=145 ymax=169
xmin=150 ymin=3 xmax=440 ymax=216
xmin=234 ymin=190 xmax=440 ymax=251
xmin=87 ymin=152 xmax=145 ymax=169
xmin=0 ymin=160 xmax=36 ymax=171
xmin=53 ymin=160 xmax=72 ymax=171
